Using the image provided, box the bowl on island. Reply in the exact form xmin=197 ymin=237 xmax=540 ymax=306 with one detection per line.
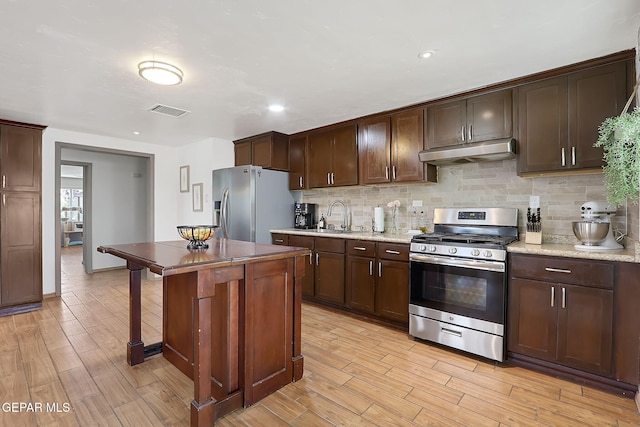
xmin=177 ymin=225 xmax=218 ymax=249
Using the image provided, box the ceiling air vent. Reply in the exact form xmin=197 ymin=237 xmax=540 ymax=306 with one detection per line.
xmin=147 ymin=104 xmax=190 ymax=118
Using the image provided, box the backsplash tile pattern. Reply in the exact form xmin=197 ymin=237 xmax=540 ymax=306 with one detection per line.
xmin=300 ymin=159 xmax=639 ymax=243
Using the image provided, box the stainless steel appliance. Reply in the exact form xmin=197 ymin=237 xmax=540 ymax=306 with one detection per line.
xmin=409 ymin=207 xmax=518 ymax=361
xmin=212 ymin=165 xmax=294 ymax=244
xmin=294 ymin=202 xmax=317 ymax=229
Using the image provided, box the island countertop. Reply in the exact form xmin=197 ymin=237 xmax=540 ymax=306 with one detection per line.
xmin=98 ymin=238 xmax=310 ymax=275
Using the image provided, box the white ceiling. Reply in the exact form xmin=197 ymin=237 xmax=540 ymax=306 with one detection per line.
xmin=1 ymin=1 xmax=639 ymax=147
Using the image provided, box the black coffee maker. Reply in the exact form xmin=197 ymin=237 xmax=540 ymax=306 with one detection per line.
xmin=294 ymin=203 xmax=317 ymax=229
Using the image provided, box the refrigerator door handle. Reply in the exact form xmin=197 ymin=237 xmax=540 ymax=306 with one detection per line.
xmin=221 ymin=188 xmax=230 ymax=238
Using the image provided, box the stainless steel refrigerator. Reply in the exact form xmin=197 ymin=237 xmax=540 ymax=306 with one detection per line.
xmin=212 ymin=165 xmax=295 ymax=244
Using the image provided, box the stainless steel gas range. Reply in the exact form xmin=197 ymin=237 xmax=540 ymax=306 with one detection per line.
xmin=409 ymin=207 xmax=518 ymax=362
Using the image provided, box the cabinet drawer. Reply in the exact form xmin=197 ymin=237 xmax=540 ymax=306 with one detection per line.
xmin=271 ymin=233 xmax=289 ymax=245
xmin=315 ymin=236 xmax=345 ymax=254
xmin=347 ymin=240 xmax=376 ymax=257
xmin=288 ymin=235 xmax=314 ymax=250
xmin=377 ymin=243 xmax=409 ymax=261
xmin=510 ymin=254 xmax=613 ymax=289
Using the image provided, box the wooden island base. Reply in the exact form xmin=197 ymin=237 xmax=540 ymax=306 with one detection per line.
xmin=98 ymin=239 xmax=308 ymax=426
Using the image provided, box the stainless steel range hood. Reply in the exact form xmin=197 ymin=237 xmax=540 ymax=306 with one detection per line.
xmin=418 ymin=138 xmax=516 ymax=165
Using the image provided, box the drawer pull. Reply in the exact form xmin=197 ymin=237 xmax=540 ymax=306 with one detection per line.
xmin=354 ymin=246 xmax=367 ymax=251
xmin=385 ymin=250 xmax=400 ymax=255
xmin=274 ymin=239 xmax=284 ymax=243
xmin=442 ymin=327 xmax=462 ymax=337
xmin=545 ymin=267 xmax=571 ymax=274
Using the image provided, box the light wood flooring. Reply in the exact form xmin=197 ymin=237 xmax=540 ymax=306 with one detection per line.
xmin=0 ymin=245 xmax=638 ymax=426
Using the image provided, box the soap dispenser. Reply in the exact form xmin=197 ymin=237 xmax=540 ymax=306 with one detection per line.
xmin=317 ymin=214 xmax=326 ymax=230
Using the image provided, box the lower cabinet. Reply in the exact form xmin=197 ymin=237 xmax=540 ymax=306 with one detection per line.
xmin=271 ymin=233 xmax=410 ymax=327
xmin=508 ymin=254 xmax=614 ymax=377
xmin=346 ymin=240 xmax=409 ymax=324
xmin=314 ymin=237 xmax=345 ymax=304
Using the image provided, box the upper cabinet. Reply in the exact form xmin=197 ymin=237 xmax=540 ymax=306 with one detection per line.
xmin=308 ymin=124 xmax=358 ymax=188
xmin=233 ymin=131 xmax=289 ymax=171
xmin=426 ymin=89 xmax=513 ymax=149
xmin=288 ymin=136 xmax=307 ymax=190
xmin=0 ymin=125 xmax=42 ymax=192
xmin=358 ymin=109 xmax=436 ymax=184
xmin=517 ymin=61 xmax=629 ymax=175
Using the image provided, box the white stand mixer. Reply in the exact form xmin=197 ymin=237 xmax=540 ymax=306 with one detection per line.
xmin=574 ymin=201 xmax=624 ymax=251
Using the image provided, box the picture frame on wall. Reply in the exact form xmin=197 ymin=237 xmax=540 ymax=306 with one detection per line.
xmin=180 ymin=165 xmax=190 ymax=193
xmin=192 ymin=183 xmax=203 ymax=212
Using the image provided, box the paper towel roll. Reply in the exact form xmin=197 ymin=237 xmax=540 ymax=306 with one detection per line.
xmin=374 ymin=207 xmax=385 ymax=233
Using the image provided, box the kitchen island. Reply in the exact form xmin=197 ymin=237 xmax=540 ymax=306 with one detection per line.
xmin=97 ymin=239 xmax=309 ymax=426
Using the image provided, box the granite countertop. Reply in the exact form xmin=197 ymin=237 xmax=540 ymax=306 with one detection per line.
xmin=507 ymin=240 xmax=639 ymax=263
xmin=270 ymin=228 xmax=413 ymax=244
xmin=272 ymin=228 xmax=640 ymax=263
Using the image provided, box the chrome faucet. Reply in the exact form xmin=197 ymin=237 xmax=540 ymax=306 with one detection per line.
xmin=327 ymin=200 xmax=349 ymax=231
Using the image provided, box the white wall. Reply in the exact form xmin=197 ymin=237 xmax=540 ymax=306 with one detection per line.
xmin=42 ymin=128 xmax=235 ymax=295
xmin=175 ymin=137 xmax=235 ymax=226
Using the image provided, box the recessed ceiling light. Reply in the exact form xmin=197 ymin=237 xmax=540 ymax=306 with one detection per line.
xmin=418 ymin=50 xmax=435 ymax=59
xmin=268 ymin=104 xmax=285 ymax=112
xmin=138 ymin=61 xmax=183 ymax=85
xmin=133 ymin=131 xmax=140 ymax=135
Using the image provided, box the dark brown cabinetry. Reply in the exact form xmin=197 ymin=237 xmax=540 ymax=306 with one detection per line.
xmin=426 ymin=89 xmax=512 ymax=149
xmin=234 ymin=131 xmax=290 ymax=171
xmin=0 ymin=122 xmax=43 ymax=315
xmin=346 ymin=240 xmax=409 ymax=324
xmin=288 ymin=136 xmax=308 ymax=190
xmin=314 ymin=237 xmax=345 ymax=304
xmin=287 ymin=235 xmax=315 ymax=299
xmin=358 ymin=110 xmax=436 ymax=184
xmin=508 ymin=254 xmax=613 ymax=376
xmin=308 ymin=125 xmax=358 ymax=188
xmin=517 ymin=61 xmax=629 ymax=175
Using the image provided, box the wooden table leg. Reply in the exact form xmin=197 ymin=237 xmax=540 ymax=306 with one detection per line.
xmin=190 ymin=296 xmax=216 ymax=426
xmin=127 ymin=262 xmax=145 ymax=366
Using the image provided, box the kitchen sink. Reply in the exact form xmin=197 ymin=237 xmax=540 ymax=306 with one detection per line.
xmin=312 ymin=229 xmax=353 ymax=234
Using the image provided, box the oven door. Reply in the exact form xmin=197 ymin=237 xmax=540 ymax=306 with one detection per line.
xmin=409 ymin=253 xmax=506 ymax=325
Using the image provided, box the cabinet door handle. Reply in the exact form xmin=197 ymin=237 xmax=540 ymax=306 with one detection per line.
xmin=561 ymin=147 xmax=566 ymax=167
xmin=571 ymin=146 xmax=576 ymax=166
xmin=327 ymin=173 xmax=331 ymax=185
xmin=392 ymin=166 xmax=397 ymax=180
xmin=468 ymin=125 xmax=472 ymax=141
xmin=385 ymin=250 xmax=400 ymax=255
xmin=551 ymin=286 xmax=555 ymax=307
xmin=561 ymin=287 xmax=566 ymax=309
xmin=545 ymin=267 xmax=572 ymax=274
xmin=2 ymin=175 xmax=4 ymax=188
xmin=369 ymin=260 xmax=373 ymax=276
xmin=461 ymin=126 xmax=466 ymax=142
xmin=331 ymin=173 xmax=335 ymax=185
xmin=442 ymin=327 xmax=462 ymax=337
xmin=309 ymin=253 xmax=312 ymax=265
xmin=385 ymin=166 xmax=389 ymax=180
xmin=2 ymin=194 xmax=4 ymax=206
xmin=378 ymin=262 xmax=382 ymax=277
xmin=315 ymin=253 xmax=319 ymax=266
xmin=354 ymin=246 xmax=367 ymax=251
xmin=299 ymin=176 xmax=303 ymax=188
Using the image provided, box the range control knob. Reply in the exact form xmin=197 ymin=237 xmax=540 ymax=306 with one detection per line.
xmin=419 ymin=244 xmax=427 ymax=252
xmin=448 ymin=247 xmax=457 ymax=254
xmin=471 ymin=249 xmax=480 ymax=256
xmin=428 ymin=245 xmax=437 ymax=252
xmin=483 ymin=250 xmax=493 ymax=258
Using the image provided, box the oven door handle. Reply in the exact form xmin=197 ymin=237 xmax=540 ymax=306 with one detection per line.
xmin=410 ymin=253 xmax=505 ymax=273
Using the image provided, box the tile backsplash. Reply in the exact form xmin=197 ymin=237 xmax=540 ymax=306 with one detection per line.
xmin=299 ymin=159 xmax=640 ymax=243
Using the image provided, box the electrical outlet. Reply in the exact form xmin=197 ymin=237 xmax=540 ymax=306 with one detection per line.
xmin=412 ymin=200 xmax=423 ymax=207
xmin=529 ymin=195 xmax=540 ymax=209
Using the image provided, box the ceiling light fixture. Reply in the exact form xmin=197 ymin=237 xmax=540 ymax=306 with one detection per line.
xmin=138 ymin=61 xmax=183 ymax=85
xmin=268 ymin=104 xmax=285 ymax=112
xmin=418 ymin=50 xmax=435 ymax=59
